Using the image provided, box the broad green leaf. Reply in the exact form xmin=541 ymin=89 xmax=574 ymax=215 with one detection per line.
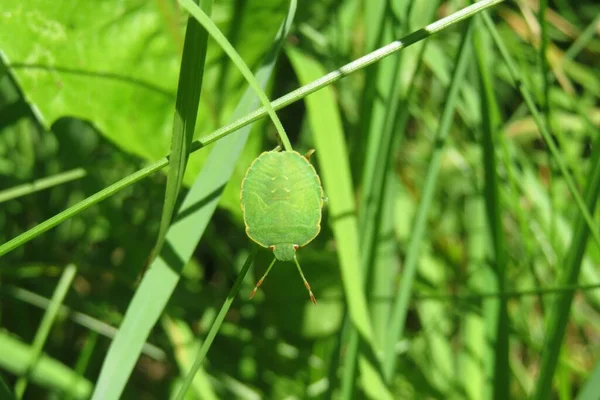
xmin=0 ymin=0 xmax=286 ymax=165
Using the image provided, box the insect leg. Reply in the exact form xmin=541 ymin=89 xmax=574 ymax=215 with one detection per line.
xmin=249 ymin=256 xmax=277 ymax=299
xmin=304 ymin=149 xmax=315 ymax=160
xmin=293 ymin=256 xmax=317 ymax=305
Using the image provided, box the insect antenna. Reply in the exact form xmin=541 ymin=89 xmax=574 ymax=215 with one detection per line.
xmin=293 ymin=256 xmax=317 ymax=305
xmin=249 ymin=256 xmax=277 ymax=299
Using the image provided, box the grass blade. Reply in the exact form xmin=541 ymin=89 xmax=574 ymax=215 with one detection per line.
xmin=14 ymin=264 xmax=77 ymax=398
xmin=152 ymin=0 xmax=212 ymax=261
xmin=286 ymin=46 xmax=375 ymax=352
xmin=286 ymin=47 xmax=393 ymax=400
xmin=90 ymin=5 xmax=296 ymax=398
xmin=0 ymin=0 xmax=505 ymax=260
xmin=383 ymin=19 xmax=474 ymax=382
xmin=0 ymin=168 xmax=86 ymax=204
xmin=533 ymin=136 xmax=600 ymax=398
xmin=174 ymin=247 xmax=258 ymax=400
xmin=473 ymin=15 xmax=510 ymax=399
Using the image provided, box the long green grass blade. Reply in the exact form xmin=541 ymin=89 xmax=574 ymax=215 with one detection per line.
xmin=14 ymin=264 xmax=77 ymax=399
xmin=0 ymin=168 xmax=86 ymax=204
xmin=473 ymin=16 xmax=510 ymax=399
xmin=533 ymin=137 xmax=600 ymax=398
xmin=90 ymin=5 xmax=296 ymax=399
xmin=383 ymin=19 xmax=474 ymax=382
xmin=286 ymin=47 xmax=393 ymax=400
xmin=174 ymin=247 xmax=258 ymax=400
xmin=152 ymin=0 xmax=212 ymax=261
xmin=286 ymin=46 xmax=375 ymax=351
xmin=0 ymin=0 xmax=505 ymax=260
xmin=178 ymin=0 xmax=291 ymax=151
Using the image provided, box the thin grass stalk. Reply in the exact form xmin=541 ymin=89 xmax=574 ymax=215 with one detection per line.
xmin=482 ymin=12 xmax=600 ymax=249
xmin=533 ymin=136 xmax=600 ymax=399
xmin=0 ymin=168 xmax=86 ymax=204
xmin=175 ymin=247 xmax=258 ymax=400
xmin=14 ymin=264 xmax=77 ymax=399
xmin=382 ymin=19 xmax=474 ymax=382
xmin=0 ymin=0 xmax=505 ymax=259
xmin=152 ymin=0 xmax=212 ymax=261
xmin=472 ymin=15 xmax=509 ymax=398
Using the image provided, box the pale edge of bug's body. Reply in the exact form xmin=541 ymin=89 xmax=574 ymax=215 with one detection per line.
xmin=240 ymin=150 xmax=324 ymax=304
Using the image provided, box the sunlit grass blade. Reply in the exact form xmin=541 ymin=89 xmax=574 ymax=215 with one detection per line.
xmin=533 ymin=137 xmax=600 ymax=399
xmin=0 ymin=0 xmax=505 ymax=260
xmin=286 ymin=47 xmax=375 ymax=351
xmin=90 ymin=5 xmax=296 ymax=398
xmin=482 ymin=12 xmax=600 ymax=249
xmin=0 ymin=168 xmax=86 ymax=204
xmin=286 ymin=47 xmax=393 ymax=400
xmin=178 ymin=0 xmax=291 ymax=151
xmin=174 ymin=247 xmax=258 ymax=400
xmin=14 ymin=264 xmax=77 ymax=399
xmin=383 ymin=20 xmax=474 ymax=382
xmin=473 ymin=15 xmax=510 ymax=398
xmin=152 ymin=0 xmax=212 ymax=261
xmin=0 ymin=331 xmax=92 ymax=399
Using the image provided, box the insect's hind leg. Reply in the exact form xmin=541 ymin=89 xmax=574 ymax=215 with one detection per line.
xmin=249 ymin=256 xmax=277 ymax=299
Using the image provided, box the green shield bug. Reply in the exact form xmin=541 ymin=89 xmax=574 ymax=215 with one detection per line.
xmin=240 ymin=149 xmax=324 ymax=305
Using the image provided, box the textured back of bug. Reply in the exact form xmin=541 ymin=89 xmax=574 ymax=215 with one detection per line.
xmin=241 ymin=151 xmax=323 ymax=249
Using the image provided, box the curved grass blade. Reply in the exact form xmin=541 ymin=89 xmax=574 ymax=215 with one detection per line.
xmin=178 ymin=0 xmax=292 ymax=151
xmin=0 ymin=168 xmax=86 ymax=204
xmin=0 ymin=0 xmax=505 ymax=260
xmin=90 ymin=5 xmax=297 ymax=399
xmin=382 ymin=20 xmax=474 ymax=382
xmin=174 ymin=247 xmax=258 ymax=400
xmin=152 ymin=0 xmax=213 ymax=262
xmin=14 ymin=264 xmax=77 ymax=399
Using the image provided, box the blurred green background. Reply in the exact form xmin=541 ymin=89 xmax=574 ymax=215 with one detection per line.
xmin=1 ymin=0 xmax=599 ymax=398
